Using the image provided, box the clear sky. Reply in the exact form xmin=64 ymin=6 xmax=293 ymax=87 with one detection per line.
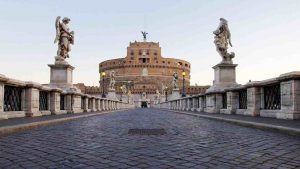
xmin=0 ymin=0 xmax=299 ymax=86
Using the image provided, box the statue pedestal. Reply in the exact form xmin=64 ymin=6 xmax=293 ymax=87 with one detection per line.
xmin=169 ymin=88 xmax=181 ymax=100
xmin=206 ymin=63 xmax=239 ymax=93
xmin=48 ymin=63 xmax=79 ymax=92
xmin=205 ymin=63 xmax=240 ymax=113
xmin=107 ymin=89 xmax=118 ymax=101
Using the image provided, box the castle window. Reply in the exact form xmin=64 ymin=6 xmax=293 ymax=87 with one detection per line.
xmin=168 ymin=61 xmax=170 ymax=64
xmin=162 ymin=61 xmax=165 ymax=64
xmin=146 ymin=50 xmax=149 ymax=55
xmin=130 ymin=50 xmax=134 ymax=55
xmin=131 ymin=56 xmax=134 ymax=60
xmin=185 ymin=63 xmax=188 ymax=67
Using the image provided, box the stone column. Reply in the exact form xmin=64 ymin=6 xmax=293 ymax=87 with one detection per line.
xmin=83 ymin=96 xmax=89 ymax=112
xmin=197 ymin=96 xmax=204 ymax=112
xmin=205 ymin=93 xmax=223 ymax=113
xmin=95 ymin=98 xmax=100 ymax=111
xmin=113 ymin=101 xmax=116 ymax=110
xmin=220 ymin=91 xmax=238 ymax=114
xmin=50 ymin=89 xmax=63 ymax=114
xmin=185 ymin=99 xmax=189 ymax=111
xmin=65 ymin=94 xmax=73 ymax=114
xmin=244 ymin=87 xmax=261 ymax=116
xmin=105 ymin=100 xmax=109 ymax=110
xmin=91 ymin=97 xmax=96 ymax=112
xmin=24 ymin=83 xmax=42 ymax=117
xmin=109 ymin=100 xmax=112 ymax=110
xmin=192 ymin=97 xmax=198 ymax=111
xmin=72 ymin=94 xmax=83 ymax=113
xmin=116 ymin=102 xmax=119 ymax=110
xmin=180 ymin=99 xmax=184 ymax=110
xmin=0 ymin=78 xmax=6 ymax=119
xmin=279 ymin=80 xmax=300 ymax=119
xmin=100 ymin=99 xmax=105 ymax=111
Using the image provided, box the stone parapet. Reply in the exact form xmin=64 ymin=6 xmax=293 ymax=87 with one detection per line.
xmin=155 ymin=71 xmax=300 ymax=120
xmin=0 ymin=74 xmax=134 ymax=120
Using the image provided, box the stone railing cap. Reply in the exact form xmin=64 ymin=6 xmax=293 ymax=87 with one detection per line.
xmin=50 ymin=87 xmax=63 ymax=92
xmin=6 ymin=78 xmax=26 ymax=87
xmin=0 ymin=74 xmax=9 ymax=83
xmin=278 ymin=71 xmax=300 ymax=81
xmin=40 ymin=85 xmax=52 ymax=91
xmin=25 ymin=81 xmax=43 ymax=89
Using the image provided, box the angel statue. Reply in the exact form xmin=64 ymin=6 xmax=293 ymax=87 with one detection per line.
xmin=172 ymin=72 xmax=179 ymax=89
xmin=54 ymin=16 xmax=74 ymax=63
xmin=141 ymin=31 xmax=148 ymax=42
xmin=109 ymin=71 xmax=116 ymax=90
xmin=213 ymin=18 xmax=235 ymax=64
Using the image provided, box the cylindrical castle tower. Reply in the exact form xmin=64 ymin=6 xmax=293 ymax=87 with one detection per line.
xmin=99 ymin=41 xmax=191 ymax=96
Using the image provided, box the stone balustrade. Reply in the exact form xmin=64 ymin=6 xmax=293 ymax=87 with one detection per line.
xmin=153 ymin=72 xmax=300 ymax=120
xmin=0 ymin=74 xmax=134 ymax=120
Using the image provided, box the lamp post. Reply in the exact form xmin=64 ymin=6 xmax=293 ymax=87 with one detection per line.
xmin=165 ymin=87 xmax=168 ymax=102
xmin=182 ymin=71 xmax=186 ymax=97
xmin=101 ymin=72 xmax=106 ymax=98
xmin=120 ymin=86 xmax=123 ymax=101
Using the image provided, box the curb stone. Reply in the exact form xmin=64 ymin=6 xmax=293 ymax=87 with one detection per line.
xmin=165 ymin=109 xmax=300 ymax=136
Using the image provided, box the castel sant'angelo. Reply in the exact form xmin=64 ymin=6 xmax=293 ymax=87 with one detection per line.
xmin=75 ymin=34 xmax=209 ymax=107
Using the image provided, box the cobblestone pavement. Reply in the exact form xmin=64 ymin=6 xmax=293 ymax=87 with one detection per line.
xmin=0 ymin=109 xmax=300 ymax=169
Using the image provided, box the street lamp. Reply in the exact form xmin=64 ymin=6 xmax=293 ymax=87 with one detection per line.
xmin=101 ymin=72 xmax=106 ymax=98
xmin=120 ymin=86 xmax=123 ymax=101
xmin=165 ymin=86 xmax=168 ymax=102
xmin=182 ymin=71 xmax=186 ymax=97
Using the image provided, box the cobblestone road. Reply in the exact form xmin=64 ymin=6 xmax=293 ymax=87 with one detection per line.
xmin=0 ymin=109 xmax=300 ymax=169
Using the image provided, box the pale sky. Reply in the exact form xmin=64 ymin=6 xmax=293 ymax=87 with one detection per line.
xmin=0 ymin=0 xmax=299 ymax=86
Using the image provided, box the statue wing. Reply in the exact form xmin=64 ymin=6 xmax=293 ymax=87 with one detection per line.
xmin=54 ymin=16 xmax=61 ymax=44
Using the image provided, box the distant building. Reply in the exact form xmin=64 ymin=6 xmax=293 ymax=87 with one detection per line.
xmin=74 ymin=40 xmax=209 ymax=107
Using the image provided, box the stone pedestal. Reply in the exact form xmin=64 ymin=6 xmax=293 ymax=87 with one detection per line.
xmin=48 ymin=63 xmax=78 ymax=92
xmin=169 ymin=88 xmax=181 ymax=100
xmin=207 ymin=63 xmax=239 ymax=93
xmin=107 ymin=89 xmax=118 ymax=101
xmin=206 ymin=63 xmax=240 ymax=113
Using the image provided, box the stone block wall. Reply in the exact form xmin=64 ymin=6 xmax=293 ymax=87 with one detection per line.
xmin=155 ymin=72 xmax=300 ymax=120
xmin=0 ymin=74 xmax=135 ymax=120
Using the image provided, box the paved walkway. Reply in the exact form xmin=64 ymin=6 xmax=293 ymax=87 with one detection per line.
xmin=0 ymin=108 xmax=300 ymax=168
